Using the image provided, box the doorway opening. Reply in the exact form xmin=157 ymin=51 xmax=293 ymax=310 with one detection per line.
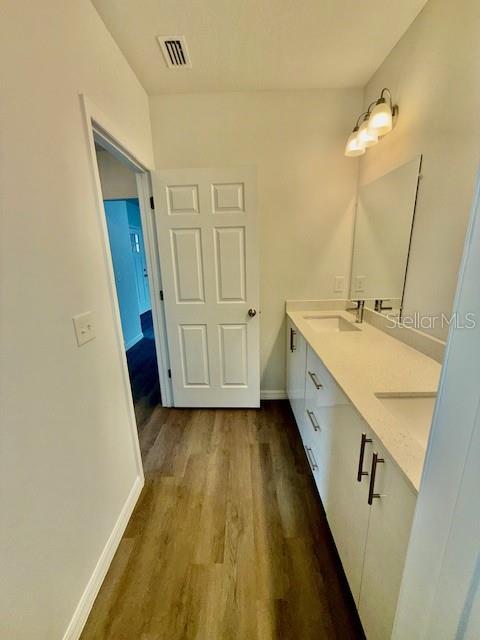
xmin=94 ymin=142 xmax=163 ymax=433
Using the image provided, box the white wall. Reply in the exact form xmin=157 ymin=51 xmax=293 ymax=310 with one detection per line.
xmin=359 ymin=0 xmax=480 ymax=339
xmin=104 ymin=201 xmax=143 ymax=349
xmin=0 ymin=2 xmax=153 ymax=638
xmin=96 ymin=149 xmax=139 ymax=199
xmin=149 ymin=89 xmax=363 ymax=391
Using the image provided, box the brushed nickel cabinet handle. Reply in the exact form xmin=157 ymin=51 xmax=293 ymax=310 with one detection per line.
xmin=290 ymin=328 xmax=297 ymax=352
xmin=308 ymin=371 xmax=323 ymax=390
xmin=307 ymin=410 xmax=320 ymax=431
xmin=357 ymin=432 xmax=373 ymax=482
xmin=305 ymin=446 xmax=318 ymax=471
xmin=368 ymin=452 xmax=385 ymax=505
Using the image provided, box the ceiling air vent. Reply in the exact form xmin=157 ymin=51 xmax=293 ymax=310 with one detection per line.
xmin=157 ymin=36 xmax=191 ymax=68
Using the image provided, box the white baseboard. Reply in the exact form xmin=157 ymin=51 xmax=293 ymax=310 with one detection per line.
xmin=260 ymin=389 xmax=287 ymax=400
xmin=62 ymin=475 xmax=144 ymax=640
xmin=125 ymin=332 xmax=143 ymax=351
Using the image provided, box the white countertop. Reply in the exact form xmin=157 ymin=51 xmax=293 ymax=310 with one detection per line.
xmin=287 ymin=308 xmax=442 ymax=492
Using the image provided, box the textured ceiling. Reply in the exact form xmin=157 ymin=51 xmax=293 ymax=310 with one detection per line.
xmin=91 ymin=0 xmax=427 ymax=94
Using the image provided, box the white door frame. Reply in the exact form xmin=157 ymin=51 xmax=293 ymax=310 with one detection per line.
xmin=79 ymin=97 xmax=173 ymax=445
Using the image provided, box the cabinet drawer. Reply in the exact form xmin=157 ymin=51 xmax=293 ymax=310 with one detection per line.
xmin=302 ymin=404 xmax=340 ymax=455
xmin=306 ymin=346 xmax=349 ymax=407
xmin=304 ymin=403 xmax=356 ymax=436
xmin=303 ymin=408 xmax=333 ymax=502
xmin=297 ymin=405 xmax=324 ymax=450
xmin=303 ymin=438 xmax=322 ymax=483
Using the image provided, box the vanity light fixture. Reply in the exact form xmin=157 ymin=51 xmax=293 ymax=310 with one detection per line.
xmin=345 ymin=126 xmax=366 ymax=157
xmin=345 ymin=88 xmax=398 ymax=157
xmin=358 ymin=117 xmax=378 ymax=148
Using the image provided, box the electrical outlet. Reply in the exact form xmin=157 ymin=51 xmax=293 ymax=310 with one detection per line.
xmin=334 ymin=276 xmax=345 ymax=293
xmin=73 ymin=311 xmax=96 ymax=347
xmin=354 ymin=276 xmax=366 ymax=292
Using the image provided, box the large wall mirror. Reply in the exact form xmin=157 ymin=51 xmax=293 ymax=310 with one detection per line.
xmin=350 ymin=156 xmax=422 ymax=313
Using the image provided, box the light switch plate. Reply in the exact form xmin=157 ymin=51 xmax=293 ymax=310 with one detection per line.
xmin=73 ymin=311 xmax=96 ymax=347
xmin=354 ymin=276 xmax=366 ymax=292
xmin=334 ymin=275 xmax=345 ymax=293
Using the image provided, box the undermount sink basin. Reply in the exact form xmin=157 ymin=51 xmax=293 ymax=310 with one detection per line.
xmin=374 ymin=392 xmax=437 ymax=447
xmin=303 ymin=315 xmax=360 ymax=333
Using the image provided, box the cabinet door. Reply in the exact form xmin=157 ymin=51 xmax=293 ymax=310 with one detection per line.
xmin=286 ymin=319 xmax=307 ymax=428
xmin=324 ymin=407 xmax=373 ymax=604
xmin=358 ymin=444 xmax=416 ymax=640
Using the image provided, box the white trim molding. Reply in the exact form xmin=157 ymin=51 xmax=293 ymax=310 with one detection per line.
xmin=260 ymin=389 xmax=288 ymax=400
xmin=80 ymin=95 xmax=154 ymax=171
xmin=125 ymin=332 xmax=144 ymax=351
xmin=62 ymin=476 xmax=144 ymax=640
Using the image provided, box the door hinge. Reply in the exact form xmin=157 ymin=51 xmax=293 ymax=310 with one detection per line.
xmin=159 ymin=289 xmax=164 ymax=301
xmin=168 ymin=368 xmax=172 ymax=378
xmin=150 ymin=196 xmax=155 ymax=209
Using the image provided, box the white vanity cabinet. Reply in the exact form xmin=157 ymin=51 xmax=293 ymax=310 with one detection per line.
xmin=286 ymin=320 xmax=418 ymax=639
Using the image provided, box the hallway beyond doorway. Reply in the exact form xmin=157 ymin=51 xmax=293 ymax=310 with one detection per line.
xmin=126 ymin=310 xmax=161 ymax=431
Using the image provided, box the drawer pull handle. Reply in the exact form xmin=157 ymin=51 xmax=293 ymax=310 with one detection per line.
xmin=305 ymin=446 xmax=318 ymax=471
xmin=368 ymin=452 xmax=385 ymax=505
xmin=290 ymin=328 xmax=297 ymax=352
xmin=307 ymin=410 xmax=320 ymax=431
xmin=308 ymin=371 xmax=323 ymax=389
xmin=357 ymin=432 xmax=372 ymax=482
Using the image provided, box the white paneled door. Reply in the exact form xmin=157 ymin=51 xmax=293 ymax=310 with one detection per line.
xmin=152 ymin=168 xmax=259 ymax=407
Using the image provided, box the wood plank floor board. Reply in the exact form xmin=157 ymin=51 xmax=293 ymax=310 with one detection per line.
xmin=194 ymin=447 xmax=230 ymax=565
xmin=80 ymin=401 xmax=365 ymax=640
xmin=251 ymin=441 xmax=290 ymax=601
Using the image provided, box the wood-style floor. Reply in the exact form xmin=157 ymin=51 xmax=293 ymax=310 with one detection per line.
xmin=81 ymin=399 xmax=364 ymax=640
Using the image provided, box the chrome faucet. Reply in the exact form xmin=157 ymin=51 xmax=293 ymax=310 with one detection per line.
xmin=355 ymin=300 xmax=365 ymax=323
xmin=374 ymin=299 xmax=393 ymax=313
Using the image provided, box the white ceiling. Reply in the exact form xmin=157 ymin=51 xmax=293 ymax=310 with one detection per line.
xmin=91 ymin=0 xmax=427 ymax=95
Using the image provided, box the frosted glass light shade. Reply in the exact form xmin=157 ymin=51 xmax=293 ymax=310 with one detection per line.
xmin=345 ymin=129 xmax=365 ymax=157
xmin=358 ymin=119 xmax=378 ymax=147
xmin=367 ymin=100 xmax=393 ymax=136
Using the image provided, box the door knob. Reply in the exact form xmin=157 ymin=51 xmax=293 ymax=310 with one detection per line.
xmin=248 ymin=308 xmax=257 ymax=317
